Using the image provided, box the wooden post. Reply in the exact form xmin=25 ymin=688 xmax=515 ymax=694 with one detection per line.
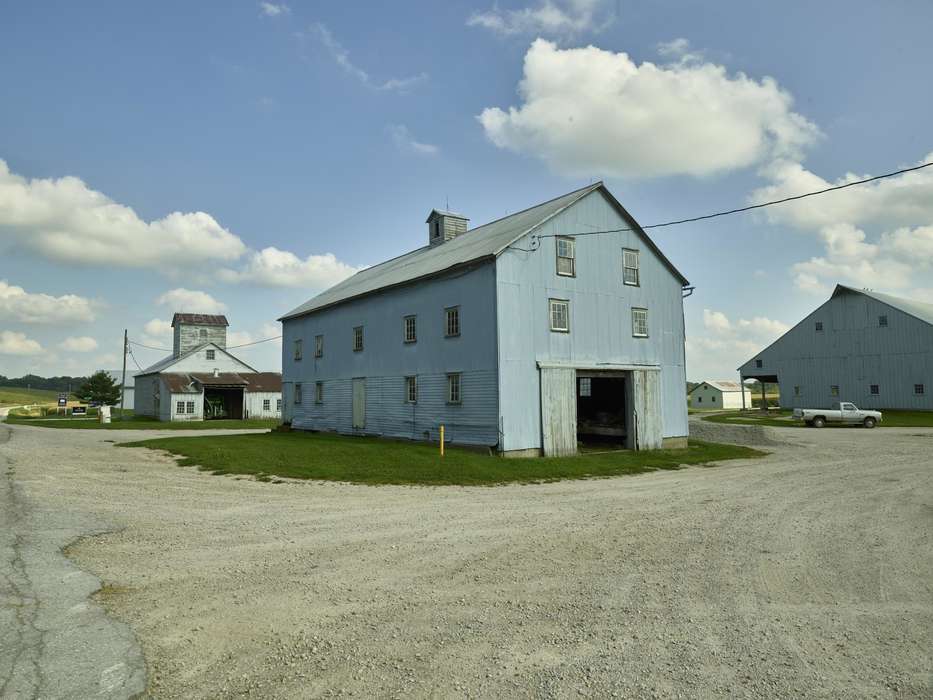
xmin=760 ymin=381 xmax=767 ymax=412
xmin=119 ymin=329 xmax=128 ymax=421
xmin=439 ymin=425 xmax=445 ymax=457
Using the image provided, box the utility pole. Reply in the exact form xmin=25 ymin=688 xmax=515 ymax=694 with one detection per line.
xmin=119 ymin=329 xmax=128 ymax=421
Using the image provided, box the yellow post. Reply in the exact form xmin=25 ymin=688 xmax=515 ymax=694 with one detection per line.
xmin=439 ymin=425 xmax=445 ymax=457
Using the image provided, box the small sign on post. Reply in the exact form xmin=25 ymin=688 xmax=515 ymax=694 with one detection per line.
xmin=71 ymin=406 xmax=87 ymax=416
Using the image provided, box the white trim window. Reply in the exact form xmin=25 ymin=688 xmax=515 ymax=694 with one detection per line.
xmin=353 ymin=326 xmax=364 ymax=352
xmin=294 ymin=383 xmax=303 ymax=405
xmin=206 ymin=349 xmax=215 ymax=360
xmin=276 ymin=398 xmax=282 ymax=411
xmin=830 ymin=385 xmax=839 ymax=397
xmin=556 ymin=237 xmax=575 ymax=277
xmin=315 ymin=381 xmax=323 ymax=403
xmin=314 ymin=334 xmax=323 ymax=358
xmin=176 ymin=401 xmax=185 ymax=414
xmin=404 ymin=315 xmax=417 ymax=343
xmin=447 ymin=373 xmax=461 ymax=404
xmin=445 ymin=306 xmax=460 ymax=337
xmin=549 ymin=299 xmax=570 ymax=332
xmin=623 ymin=248 xmax=640 ymax=286
xmin=632 ymin=307 xmax=649 ymax=337
xmin=405 ymin=375 xmax=418 ymax=404
xmin=263 ymin=399 xmax=271 ymax=411
xmin=186 ymin=401 xmax=195 ymax=414
xmin=294 ymin=339 xmax=303 ymax=361
xmin=915 ymin=383 xmax=925 ymax=395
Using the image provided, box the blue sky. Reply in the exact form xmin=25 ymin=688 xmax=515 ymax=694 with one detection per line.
xmin=1 ymin=0 xmax=931 ymax=380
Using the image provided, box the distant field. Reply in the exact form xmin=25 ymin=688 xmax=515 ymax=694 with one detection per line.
xmin=0 ymin=386 xmax=61 ymax=406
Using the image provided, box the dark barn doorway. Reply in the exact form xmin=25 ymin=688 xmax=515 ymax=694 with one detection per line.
xmin=576 ymin=373 xmax=627 ymax=448
xmin=204 ymin=387 xmax=244 ymax=420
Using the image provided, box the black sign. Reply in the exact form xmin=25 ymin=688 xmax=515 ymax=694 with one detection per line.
xmin=71 ymin=406 xmax=87 ymax=416
xmin=58 ymin=396 xmax=67 ymax=407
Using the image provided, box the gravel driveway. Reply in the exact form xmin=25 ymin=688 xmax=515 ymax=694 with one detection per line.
xmin=1 ymin=421 xmax=931 ymax=698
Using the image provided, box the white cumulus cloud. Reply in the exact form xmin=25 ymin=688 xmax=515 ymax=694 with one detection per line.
xmin=0 ymin=330 xmax=42 ymax=356
xmin=686 ymin=308 xmax=790 ymax=380
xmin=0 ymin=280 xmax=97 ymax=323
xmin=156 ymin=288 xmax=227 ymax=313
xmin=468 ymin=0 xmax=612 ymax=37
xmin=478 ymin=39 xmax=820 ymax=179
xmin=387 ymin=125 xmax=439 ymax=156
xmin=259 ymin=2 xmax=289 ymax=17
xmin=60 ymin=336 xmax=98 ymax=352
xmin=219 ymin=247 xmax=361 ymax=289
xmin=0 ymin=159 xmax=247 ymax=268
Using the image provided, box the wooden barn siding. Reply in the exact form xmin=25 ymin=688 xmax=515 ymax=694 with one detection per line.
xmin=741 ymin=294 xmax=933 ymax=410
xmin=174 ymin=324 xmax=227 ymax=356
xmin=164 ymin=346 xmax=255 ymax=374
xmin=540 ymin=367 xmax=577 ymax=456
xmin=496 ymin=188 xmax=688 ymax=452
xmin=282 ymin=263 xmax=500 ymax=446
xmin=244 ymin=391 xmax=282 ymax=419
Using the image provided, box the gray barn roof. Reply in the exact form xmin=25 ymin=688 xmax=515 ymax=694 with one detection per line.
xmin=171 ymin=313 xmax=229 ymax=327
xmin=833 ymin=285 xmax=933 ymax=326
xmin=136 ymin=342 xmax=258 ymax=376
xmin=280 ymin=183 xmax=688 ymax=321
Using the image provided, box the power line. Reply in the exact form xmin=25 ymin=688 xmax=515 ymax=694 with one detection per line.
xmin=227 ymin=335 xmax=282 ymax=349
xmin=129 ymin=340 xmax=171 ymax=352
xmin=522 ymin=160 xmax=933 ymax=246
xmin=126 ymin=346 xmax=143 ymax=371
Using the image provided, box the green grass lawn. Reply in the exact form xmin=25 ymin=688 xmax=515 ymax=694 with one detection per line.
xmin=701 ymin=409 xmax=933 ymax=428
xmin=5 ymin=413 xmax=278 ymax=430
xmin=0 ymin=386 xmax=61 ymax=406
xmin=117 ymin=431 xmax=765 ymax=486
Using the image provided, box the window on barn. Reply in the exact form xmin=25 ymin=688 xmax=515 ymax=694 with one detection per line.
xmin=916 ymin=384 xmax=925 ymax=395
xmin=353 ymin=326 xmax=364 ymax=352
xmin=445 ymin=306 xmax=460 ymax=337
xmin=579 ymin=377 xmax=591 ymax=397
xmin=186 ymin=401 xmax=195 ymax=414
xmin=794 ymin=386 xmax=800 ymax=396
xmin=697 ymin=396 xmax=702 ymax=403
xmin=314 ymin=335 xmax=323 ymax=358
xmin=199 ymin=329 xmax=208 ymax=341
xmin=755 ymin=359 xmax=763 ymax=368
xmin=276 ymin=399 xmax=282 ymax=411
xmin=294 ymin=383 xmax=302 ymax=405
xmin=447 ymin=373 xmax=461 ymax=404
xmin=405 ymin=376 xmax=417 ymax=403
xmin=549 ymin=299 xmax=570 ymax=332
xmin=404 ymin=315 xmax=417 ymax=343
xmin=831 ymin=385 xmax=839 ymax=397
xmin=711 ymin=395 xmax=716 ymax=402
xmin=176 ymin=401 xmax=185 ymax=414
xmin=556 ymin=237 xmax=575 ymax=277
xmin=263 ymin=399 xmax=271 ymax=411
xmin=206 ymin=349 xmax=215 ymax=360
xmin=294 ymin=339 xmax=302 ymax=361
xmin=623 ymin=249 xmax=640 ymax=286
xmin=315 ymin=382 xmax=323 ymax=403
xmin=879 ymin=315 xmax=888 ymax=327
xmin=870 ymin=384 xmax=879 ymax=395
xmin=632 ymin=308 xmax=648 ymax=337
xmin=815 ymin=321 xmax=823 ymax=331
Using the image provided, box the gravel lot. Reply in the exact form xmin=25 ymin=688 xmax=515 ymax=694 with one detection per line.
xmin=2 ymin=421 xmax=931 ymax=698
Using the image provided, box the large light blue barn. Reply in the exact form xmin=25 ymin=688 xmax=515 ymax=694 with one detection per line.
xmin=279 ymin=183 xmax=690 ymax=456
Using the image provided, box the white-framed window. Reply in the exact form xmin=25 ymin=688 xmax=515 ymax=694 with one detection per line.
xmin=353 ymin=326 xmax=364 ymax=352
xmin=879 ymin=315 xmax=888 ymax=327
xmin=445 ymin=306 xmax=460 ymax=337
xmin=276 ymin=398 xmax=282 ymax=411
xmin=623 ymin=248 xmax=640 ymax=286
xmin=815 ymin=321 xmax=823 ymax=332
xmin=447 ymin=373 xmax=461 ymax=404
xmin=794 ymin=386 xmax=800 ymax=396
xmin=549 ymin=298 xmax=570 ymax=332
xmin=830 ymin=385 xmax=839 ymax=397
xmin=294 ymin=383 xmax=302 ymax=405
xmin=404 ymin=315 xmax=417 ymax=343
xmin=756 ymin=359 xmax=763 ymax=368
xmin=186 ymin=401 xmax=195 ymax=414
xmin=314 ymin=335 xmax=323 ymax=358
xmin=915 ymin=383 xmax=925 ymax=395
xmin=206 ymin=349 xmax=215 ymax=360
xmin=294 ymin=339 xmax=303 ymax=361
xmin=176 ymin=401 xmax=185 ymax=414
xmin=405 ymin=376 xmax=417 ymax=403
xmin=263 ymin=399 xmax=271 ymax=410
xmin=556 ymin=237 xmax=575 ymax=277
xmin=632 ymin=307 xmax=648 ymax=337
xmin=315 ymin=381 xmax=323 ymax=403
xmin=870 ymin=384 xmax=879 ymax=395
xmin=579 ymin=377 xmax=591 ymax=397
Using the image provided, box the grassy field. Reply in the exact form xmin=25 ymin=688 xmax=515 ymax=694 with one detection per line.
xmin=701 ymin=409 xmax=933 ymax=428
xmin=5 ymin=413 xmax=278 ymax=430
xmin=118 ymin=431 xmax=765 ymax=486
xmin=0 ymin=386 xmax=61 ymax=406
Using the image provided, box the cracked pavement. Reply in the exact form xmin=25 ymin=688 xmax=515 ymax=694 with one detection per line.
xmin=0 ymin=423 xmax=146 ymax=699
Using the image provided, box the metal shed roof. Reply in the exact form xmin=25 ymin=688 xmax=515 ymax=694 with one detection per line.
xmin=171 ymin=313 xmax=229 ymax=328
xmin=280 ymin=182 xmax=688 ymax=321
xmin=690 ymin=380 xmax=747 ymax=394
xmin=833 ymin=285 xmax=933 ymax=326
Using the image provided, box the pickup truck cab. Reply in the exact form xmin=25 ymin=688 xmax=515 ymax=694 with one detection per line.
xmin=792 ymin=402 xmax=882 ymax=428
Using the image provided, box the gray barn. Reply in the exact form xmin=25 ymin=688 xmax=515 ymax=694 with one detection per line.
xmin=279 ymin=183 xmax=690 ymax=456
xmin=739 ymin=285 xmax=932 ymax=411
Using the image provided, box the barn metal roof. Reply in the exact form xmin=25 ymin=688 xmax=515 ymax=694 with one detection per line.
xmin=280 ymin=182 xmax=688 ymax=320
xmin=171 ymin=313 xmax=229 ymax=327
xmin=160 ymin=372 xmax=282 ymax=393
xmin=136 ymin=343 xmax=258 ymax=376
xmin=690 ymin=380 xmax=747 ymax=394
xmin=833 ymin=285 xmax=933 ymax=326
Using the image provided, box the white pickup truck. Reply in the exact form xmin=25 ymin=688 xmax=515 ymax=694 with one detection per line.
xmin=792 ymin=402 xmax=883 ymax=428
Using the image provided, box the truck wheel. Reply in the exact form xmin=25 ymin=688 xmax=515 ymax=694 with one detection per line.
xmin=812 ymin=417 xmax=826 ymax=428
xmin=863 ymin=417 xmax=876 ymax=429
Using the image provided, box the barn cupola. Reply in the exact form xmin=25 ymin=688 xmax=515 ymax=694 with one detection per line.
xmin=426 ymin=209 xmax=469 ymax=246
xmin=171 ymin=313 xmax=229 ymax=358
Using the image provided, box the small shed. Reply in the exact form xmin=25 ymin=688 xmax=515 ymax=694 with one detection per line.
xmin=688 ymin=381 xmax=751 ymax=409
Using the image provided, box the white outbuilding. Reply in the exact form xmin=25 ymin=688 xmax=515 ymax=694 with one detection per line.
xmin=688 ymin=381 xmax=752 ymax=410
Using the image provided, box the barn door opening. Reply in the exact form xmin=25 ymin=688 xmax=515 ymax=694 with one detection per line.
xmin=352 ymin=378 xmax=366 ymax=430
xmin=576 ymin=373 xmax=627 ymax=449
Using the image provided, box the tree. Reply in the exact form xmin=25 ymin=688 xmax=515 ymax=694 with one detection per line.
xmin=75 ymin=371 xmax=121 ymax=405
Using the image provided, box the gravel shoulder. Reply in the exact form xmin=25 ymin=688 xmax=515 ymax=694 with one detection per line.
xmin=3 ymin=422 xmax=932 ymax=698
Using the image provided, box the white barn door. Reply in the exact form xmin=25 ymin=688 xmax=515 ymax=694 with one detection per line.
xmin=540 ymin=367 xmax=577 ymax=456
xmin=352 ymin=378 xmax=366 ymax=430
